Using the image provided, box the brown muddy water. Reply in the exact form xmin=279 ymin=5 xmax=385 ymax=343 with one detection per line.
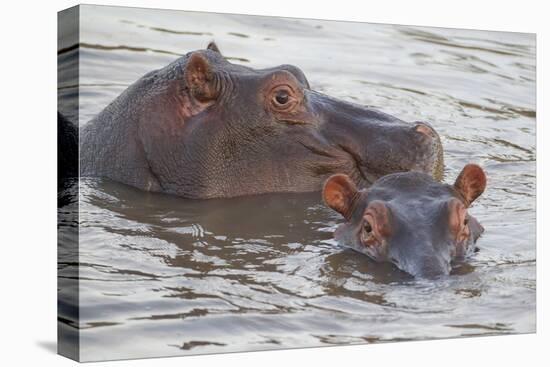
xmin=57 ymin=5 xmax=536 ymax=362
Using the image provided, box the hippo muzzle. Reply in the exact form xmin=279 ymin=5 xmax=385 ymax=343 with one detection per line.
xmin=309 ymin=91 xmax=444 ymax=187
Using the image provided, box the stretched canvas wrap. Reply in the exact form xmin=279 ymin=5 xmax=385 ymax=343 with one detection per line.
xmin=57 ymin=4 xmax=536 ymax=362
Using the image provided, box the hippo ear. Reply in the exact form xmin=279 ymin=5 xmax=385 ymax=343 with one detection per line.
xmin=206 ymin=41 xmax=222 ymax=55
xmin=185 ymin=52 xmax=219 ymax=102
xmin=323 ymin=174 xmax=358 ymax=219
xmin=454 ymin=164 xmax=486 ymax=206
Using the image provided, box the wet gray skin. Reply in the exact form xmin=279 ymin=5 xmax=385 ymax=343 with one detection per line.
xmin=323 ymin=164 xmax=487 ymax=278
xmin=80 ymin=42 xmax=444 ymax=199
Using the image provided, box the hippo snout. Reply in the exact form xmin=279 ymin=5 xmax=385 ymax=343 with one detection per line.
xmin=411 ymin=122 xmax=444 ymax=180
xmin=400 ymin=251 xmax=452 ymax=278
xmin=352 ymin=119 xmax=444 ymax=185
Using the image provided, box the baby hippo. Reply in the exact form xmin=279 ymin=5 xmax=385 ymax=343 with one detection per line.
xmin=322 ymin=164 xmax=486 ymax=278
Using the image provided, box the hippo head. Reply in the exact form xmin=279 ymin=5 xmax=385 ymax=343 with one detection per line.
xmin=322 ymin=164 xmax=487 ymax=278
xmin=136 ymin=43 xmax=444 ymax=198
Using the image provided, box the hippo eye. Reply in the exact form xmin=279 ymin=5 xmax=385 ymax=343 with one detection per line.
xmin=270 ymin=85 xmax=298 ymax=112
xmin=275 ymin=90 xmax=289 ymax=105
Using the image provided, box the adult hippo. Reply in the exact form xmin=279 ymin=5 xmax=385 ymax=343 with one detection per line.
xmin=81 ymin=42 xmax=443 ymax=199
xmin=322 ymin=164 xmax=486 ymax=278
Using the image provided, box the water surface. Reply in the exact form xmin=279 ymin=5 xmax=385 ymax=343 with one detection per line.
xmin=58 ymin=5 xmax=536 ymax=361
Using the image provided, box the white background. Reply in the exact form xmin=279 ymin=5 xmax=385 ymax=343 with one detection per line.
xmin=0 ymin=0 xmax=547 ymax=365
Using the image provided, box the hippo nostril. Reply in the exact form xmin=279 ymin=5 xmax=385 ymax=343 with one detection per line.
xmin=414 ymin=122 xmax=437 ymax=139
xmin=410 ymin=121 xmax=444 ymax=181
